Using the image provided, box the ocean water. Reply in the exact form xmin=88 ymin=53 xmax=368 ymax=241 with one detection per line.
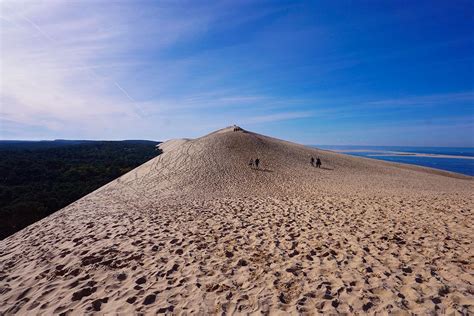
xmin=314 ymin=146 xmax=474 ymax=177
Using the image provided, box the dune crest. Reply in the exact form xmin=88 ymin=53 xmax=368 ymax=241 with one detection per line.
xmin=1 ymin=127 xmax=472 ymax=314
xmin=157 ymin=138 xmax=190 ymax=153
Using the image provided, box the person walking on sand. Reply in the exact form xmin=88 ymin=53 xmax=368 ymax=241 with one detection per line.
xmin=311 ymin=157 xmax=315 ymax=167
xmin=255 ymin=158 xmax=260 ymax=169
xmin=316 ymin=157 xmax=321 ymax=168
xmin=248 ymin=158 xmax=254 ymax=168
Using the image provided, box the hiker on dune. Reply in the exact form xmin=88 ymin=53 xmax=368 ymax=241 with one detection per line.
xmin=255 ymin=158 xmax=260 ymax=169
xmin=316 ymin=157 xmax=321 ymax=168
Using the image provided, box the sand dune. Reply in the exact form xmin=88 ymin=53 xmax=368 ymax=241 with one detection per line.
xmin=1 ymin=126 xmax=473 ymax=314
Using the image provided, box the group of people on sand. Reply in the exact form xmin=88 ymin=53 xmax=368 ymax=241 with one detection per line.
xmin=311 ymin=156 xmax=322 ymax=168
xmin=248 ymin=158 xmax=260 ymax=169
xmin=248 ymin=156 xmax=322 ymax=169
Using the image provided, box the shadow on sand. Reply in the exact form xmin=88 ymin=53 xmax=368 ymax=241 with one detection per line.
xmin=320 ymin=166 xmax=334 ymax=170
xmin=253 ymin=168 xmax=273 ymax=173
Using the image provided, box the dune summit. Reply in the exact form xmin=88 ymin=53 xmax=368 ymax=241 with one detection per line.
xmin=1 ymin=126 xmax=473 ymax=314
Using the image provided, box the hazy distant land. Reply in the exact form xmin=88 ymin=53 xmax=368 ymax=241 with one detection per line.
xmin=331 ymin=149 xmax=474 ymax=159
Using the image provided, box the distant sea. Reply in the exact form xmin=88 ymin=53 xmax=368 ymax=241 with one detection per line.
xmin=314 ymin=145 xmax=474 ymax=177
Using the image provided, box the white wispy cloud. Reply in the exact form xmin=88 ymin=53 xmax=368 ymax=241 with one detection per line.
xmin=0 ymin=1 xmax=216 ymax=134
xmin=1 ymin=1 xmax=139 ymax=136
xmin=243 ymin=111 xmax=314 ymax=124
xmin=0 ymin=0 xmax=307 ymax=139
xmin=365 ymin=92 xmax=474 ymax=107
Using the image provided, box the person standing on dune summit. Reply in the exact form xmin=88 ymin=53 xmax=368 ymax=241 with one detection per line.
xmin=316 ymin=157 xmax=321 ymax=168
xmin=311 ymin=157 xmax=315 ymax=167
xmin=255 ymin=158 xmax=260 ymax=169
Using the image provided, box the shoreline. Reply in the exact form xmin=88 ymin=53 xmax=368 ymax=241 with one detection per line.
xmin=330 ymin=149 xmax=474 ymax=159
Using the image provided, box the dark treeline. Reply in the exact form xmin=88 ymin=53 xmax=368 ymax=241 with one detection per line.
xmin=0 ymin=140 xmax=161 ymax=239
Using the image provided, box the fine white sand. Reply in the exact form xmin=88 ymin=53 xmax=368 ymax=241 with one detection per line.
xmin=1 ymin=126 xmax=473 ymax=314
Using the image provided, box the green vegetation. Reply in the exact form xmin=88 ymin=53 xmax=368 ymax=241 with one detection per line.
xmin=0 ymin=140 xmax=161 ymax=239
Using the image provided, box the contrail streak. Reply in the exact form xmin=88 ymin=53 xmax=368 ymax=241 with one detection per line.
xmin=114 ymin=81 xmax=145 ymax=117
xmin=11 ymin=7 xmax=145 ymax=118
xmin=18 ymin=13 xmax=56 ymax=43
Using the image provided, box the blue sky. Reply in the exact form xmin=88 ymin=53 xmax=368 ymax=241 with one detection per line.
xmin=1 ymin=0 xmax=473 ymax=146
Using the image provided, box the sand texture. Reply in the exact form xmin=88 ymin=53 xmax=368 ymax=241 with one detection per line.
xmin=1 ymin=127 xmax=473 ymax=315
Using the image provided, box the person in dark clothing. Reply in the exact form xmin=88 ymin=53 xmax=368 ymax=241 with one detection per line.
xmin=316 ymin=157 xmax=321 ymax=168
xmin=311 ymin=157 xmax=315 ymax=167
xmin=255 ymin=158 xmax=260 ymax=169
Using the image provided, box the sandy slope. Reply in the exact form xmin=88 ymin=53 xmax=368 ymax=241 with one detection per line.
xmin=1 ymin=126 xmax=473 ymax=315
